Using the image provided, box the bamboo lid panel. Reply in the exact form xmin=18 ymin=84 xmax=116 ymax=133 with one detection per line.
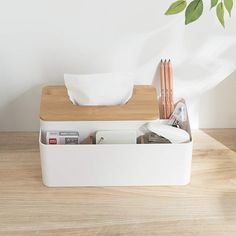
xmin=40 ymin=85 xmax=159 ymax=121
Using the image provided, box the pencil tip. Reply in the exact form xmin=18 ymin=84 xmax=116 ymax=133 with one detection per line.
xmin=164 ymin=59 xmax=166 ymax=63
xmin=161 ymin=59 xmax=163 ymax=63
xmin=168 ymin=59 xmax=171 ymax=62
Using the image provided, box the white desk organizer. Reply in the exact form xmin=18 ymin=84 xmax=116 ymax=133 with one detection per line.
xmin=39 ymin=85 xmax=192 ymax=187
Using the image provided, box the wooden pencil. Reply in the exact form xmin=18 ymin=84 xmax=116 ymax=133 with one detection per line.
xmin=160 ymin=59 xmax=166 ymax=119
xmin=164 ymin=59 xmax=171 ymax=119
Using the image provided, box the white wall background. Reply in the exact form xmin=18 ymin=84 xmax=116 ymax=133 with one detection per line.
xmin=198 ymin=71 xmax=236 ymax=128
xmin=0 ymin=0 xmax=235 ymax=131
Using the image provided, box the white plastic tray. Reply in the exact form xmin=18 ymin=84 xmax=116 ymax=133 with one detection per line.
xmin=39 ymin=120 xmax=192 ymax=187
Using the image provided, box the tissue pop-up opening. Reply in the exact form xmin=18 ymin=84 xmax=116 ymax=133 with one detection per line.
xmin=64 ymin=73 xmax=134 ymax=106
xmin=40 ymin=85 xmax=159 ymax=121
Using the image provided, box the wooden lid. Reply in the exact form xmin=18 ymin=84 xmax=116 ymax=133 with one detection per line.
xmin=40 ymin=85 xmax=159 ymax=121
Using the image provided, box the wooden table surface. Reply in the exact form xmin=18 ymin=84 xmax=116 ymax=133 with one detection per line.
xmin=0 ymin=130 xmax=236 ymax=236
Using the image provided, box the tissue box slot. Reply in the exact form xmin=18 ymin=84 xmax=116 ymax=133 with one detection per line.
xmin=40 ymin=85 xmax=159 ymax=121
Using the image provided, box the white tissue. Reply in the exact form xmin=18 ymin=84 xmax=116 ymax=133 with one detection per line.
xmin=64 ymin=73 xmax=134 ymax=106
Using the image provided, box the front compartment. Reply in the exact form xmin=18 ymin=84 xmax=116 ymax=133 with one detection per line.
xmin=39 ymin=131 xmax=192 ymax=187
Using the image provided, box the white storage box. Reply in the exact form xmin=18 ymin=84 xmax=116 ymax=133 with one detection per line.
xmin=39 ymin=85 xmax=192 ymax=187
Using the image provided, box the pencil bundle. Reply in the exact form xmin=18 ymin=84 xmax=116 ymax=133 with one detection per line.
xmin=160 ymin=59 xmax=174 ymax=119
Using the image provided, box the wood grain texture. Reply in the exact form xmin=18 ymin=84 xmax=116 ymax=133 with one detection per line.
xmin=40 ymin=85 xmax=159 ymax=121
xmin=0 ymin=129 xmax=236 ymax=235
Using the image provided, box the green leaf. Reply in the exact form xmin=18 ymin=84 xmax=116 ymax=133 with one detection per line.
xmin=185 ymin=0 xmax=204 ymax=25
xmin=216 ymin=2 xmax=225 ymax=27
xmin=224 ymin=0 xmax=233 ymax=16
xmin=211 ymin=0 xmax=218 ymax=8
xmin=165 ymin=0 xmax=187 ymax=15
